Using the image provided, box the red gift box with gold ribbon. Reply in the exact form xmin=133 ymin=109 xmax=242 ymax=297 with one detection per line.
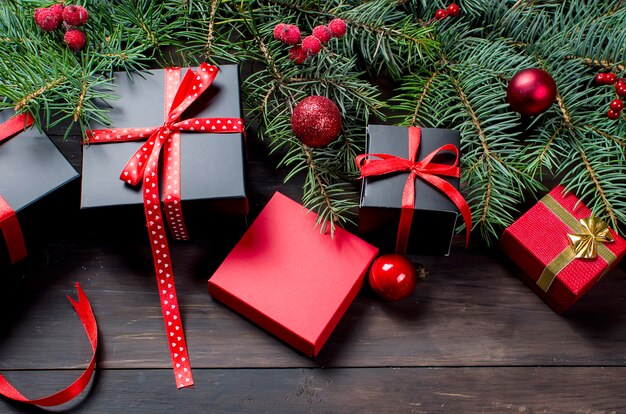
xmin=501 ymin=186 xmax=626 ymax=313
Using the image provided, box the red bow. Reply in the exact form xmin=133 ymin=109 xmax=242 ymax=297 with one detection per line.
xmin=86 ymin=63 xmax=244 ymax=389
xmin=0 ymin=283 xmax=98 ymax=406
xmin=0 ymin=113 xmax=34 ymax=263
xmin=356 ymin=126 xmax=471 ymax=254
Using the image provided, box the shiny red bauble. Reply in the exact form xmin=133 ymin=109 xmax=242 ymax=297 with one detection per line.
xmin=368 ymin=254 xmax=418 ymax=301
xmin=507 ymin=68 xmax=557 ymax=116
xmin=291 ymin=95 xmax=342 ymax=148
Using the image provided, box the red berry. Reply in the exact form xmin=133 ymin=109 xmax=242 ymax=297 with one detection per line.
xmin=447 ymin=3 xmax=461 ymax=17
xmin=34 ymin=8 xmax=61 ymax=31
xmin=610 ymin=99 xmax=624 ymax=112
xmin=282 ymin=25 xmax=301 ymax=46
xmin=273 ymin=23 xmax=288 ymax=41
xmin=64 ymin=29 xmax=86 ymax=51
xmin=616 ymin=81 xmax=626 ymax=96
xmin=62 ymin=5 xmax=89 ymax=26
xmin=312 ymin=25 xmax=332 ymax=44
xmin=328 ymin=18 xmax=347 ymax=38
xmin=435 ymin=9 xmax=449 ymax=20
xmin=607 ymin=109 xmax=621 ymax=120
xmin=302 ymin=35 xmax=322 ymax=56
xmin=595 ymin=73 xmax=607 ymax=84
xmin=288 ymin=45 xmax=307 ymax=64
xmin=49 ymin=4 xmax=64 ymax=20
xmin=605 ymin=72 xmax=618 ymax=85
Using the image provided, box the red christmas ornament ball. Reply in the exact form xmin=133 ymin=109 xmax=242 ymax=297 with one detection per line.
xmin=507 ymin=68 xmax=557 ymax=116
xmin=291 ymin=96 xmax=342 ymax=148
xmin=369 ymin=254 xmax=418 ymax=301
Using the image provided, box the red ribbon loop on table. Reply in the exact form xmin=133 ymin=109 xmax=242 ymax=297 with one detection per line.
xmin=85 ymin=63 xmax=244 ymax=389
xmin=0 ymin=113 xmax=34 ymax=263
xmin=0 ymin=283 xmax=98 ymax=407
xmin=356 ymin=126 xmax=472 ymax=254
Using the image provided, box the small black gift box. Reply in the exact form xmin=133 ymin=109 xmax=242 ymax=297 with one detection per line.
xmin=358 ymin=125 xmax=462 ymax=256
xmin=0 ymin=110 xmax=79 ymax=265
xmin=80 ymin=64 xmax=248 ymax=237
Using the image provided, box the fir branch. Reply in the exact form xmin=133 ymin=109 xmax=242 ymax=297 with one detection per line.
xmin=14 ymin=77 xmax=66 ymax=111
xmin=203 ymin=0 xmax=220 ymax=59
xmin=410 ymin=71 xmax=438 ymax=126
xmin=564 ymin=55 xmax=625 ymax=72
xmin=577 ymin=147 xmax=618 ymax=227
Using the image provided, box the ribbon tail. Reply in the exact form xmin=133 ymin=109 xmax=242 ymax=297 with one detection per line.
xmin=418 ymin=173 xmax=472 ymax=246
xmin=0 ymin=283 xmax=98 ymax=407
xmin=396 ymin=172 xmax=417 ymax=254
xmin=0 ymin=195 xmax=27 ymax=264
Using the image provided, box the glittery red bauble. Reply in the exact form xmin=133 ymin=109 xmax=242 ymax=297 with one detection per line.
xmin=291 ymin=96 xmax=342 ymax=148
xmin=368 ymin=254 xmax=418 ymax=301
xmin=507 ymin=68 xmax=557 ymax=116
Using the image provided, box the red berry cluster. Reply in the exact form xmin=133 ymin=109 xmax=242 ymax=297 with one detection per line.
xmin=33 ymin=4 xmax=89 ymax=51
xmin=435 ymin=3 xmax=461 ymax=20
xmin=595 ymin=71 xmax=626 ymax=120
xmin=273 ymin=18 xmax=347 ymax=65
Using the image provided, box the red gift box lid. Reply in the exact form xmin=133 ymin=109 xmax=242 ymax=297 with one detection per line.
xmin=208 ymin=192 xmax=379 ymax=356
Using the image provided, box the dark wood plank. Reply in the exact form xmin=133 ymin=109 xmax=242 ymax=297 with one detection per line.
xmin=1 ymin=367 xmax=625 ymax=413
xmin=2 ymin=241 xmax=626 ymax=370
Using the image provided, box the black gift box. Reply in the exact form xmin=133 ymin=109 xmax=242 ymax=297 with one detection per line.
xmin=81 ymin=65 xmax=248 ymax=236
xmin=0 ymin=110 xmax=79 ymax=265
xmin=359 ymin=125 xmax=461 ymax=256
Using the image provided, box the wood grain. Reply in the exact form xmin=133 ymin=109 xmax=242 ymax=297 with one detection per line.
xmin=1 ymin=367 xmax=625 ymax=413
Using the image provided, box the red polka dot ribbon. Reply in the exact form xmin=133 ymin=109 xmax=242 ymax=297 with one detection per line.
xmin=0 ymin=113 xmax=34 ymax=264
xmin=0 ymin=283 xmax=98 ymax=406
xmin=86 ymin=63 xmax=244 ymax=389
xmin=355 ymin=126 xmax=472 ymax=254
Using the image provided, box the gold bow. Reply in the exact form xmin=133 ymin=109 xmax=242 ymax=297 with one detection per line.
xmin=567 ymin=217 xmax=614 ymax=259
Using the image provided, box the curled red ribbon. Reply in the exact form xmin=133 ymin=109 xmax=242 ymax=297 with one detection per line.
xmin=0 ymin=113 xmax=34 ymax=263
xmin=356 ymin=126 xmax=472 ymax=254
xmin=0 ymin=283 xmax=98 ymax=407
xmin=86 ymin=63 xmax=244 ymax=389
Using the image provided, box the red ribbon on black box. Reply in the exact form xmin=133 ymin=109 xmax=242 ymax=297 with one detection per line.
xmin=0 ymin=113 xmax=34 ymax=264
xmin=86 ymin=63 xmax=244 ymax=389
xmin=356 ymin=126 xmax=472 ymax=254
xmin=0 ymin=283 xmax=98 ymax=406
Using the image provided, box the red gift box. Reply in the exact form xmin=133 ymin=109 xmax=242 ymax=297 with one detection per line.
xmin=208 ymin=192 xmax=379 ymax=356
xmin=501 ymin=186 xmax=626 ymax=313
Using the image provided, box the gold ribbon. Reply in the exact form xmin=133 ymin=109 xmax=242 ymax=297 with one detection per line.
xmin=567 ymin=217 xmax=614 ymax=259
xmin=535 ymin=195 xmax=616 ymax=292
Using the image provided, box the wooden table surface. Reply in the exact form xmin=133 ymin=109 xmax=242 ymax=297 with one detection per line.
xmin=1 ymin=130 xmax=626 ymax=414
